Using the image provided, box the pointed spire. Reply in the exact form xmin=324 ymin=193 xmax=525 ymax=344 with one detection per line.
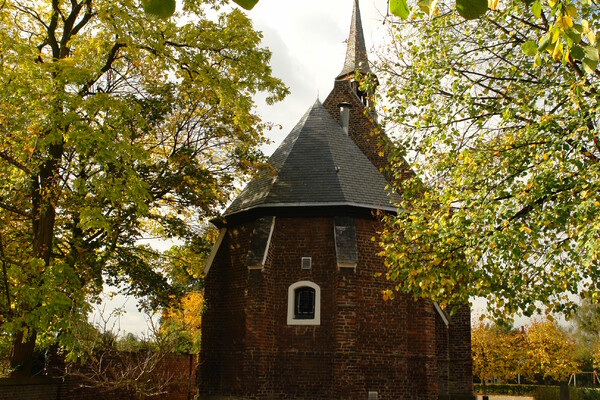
xmin=337 ymin=0 xmax=372 ymax=80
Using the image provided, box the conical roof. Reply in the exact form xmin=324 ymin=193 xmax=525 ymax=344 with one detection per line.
xmin=224 ymin=100 xmax=396 ymax=218
xmin=337 ymin=0 xmax=373 ymax=79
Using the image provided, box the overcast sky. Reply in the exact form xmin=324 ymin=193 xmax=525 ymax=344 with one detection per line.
xmin=249 ymin=0 xmax=390 ymax=155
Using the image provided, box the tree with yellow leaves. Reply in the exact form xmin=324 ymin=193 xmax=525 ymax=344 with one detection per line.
xmin=525 ymin=319 xmax=580 ymax=382
xmin=472 ymin=322 xmax=528 ymax=384
xmin=0 ymin=0 xmax=286 ymax=375
xmin=377 ymin=0 xmax=600 ymax=320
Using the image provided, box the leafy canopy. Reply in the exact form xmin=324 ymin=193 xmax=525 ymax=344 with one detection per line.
xmin=0 ymin=0 xmax=287 ymax=369
xmin=472 ymin=319 xmax=579 ymax=384
xmin=376 ymin=0 xmax=600 ymax=318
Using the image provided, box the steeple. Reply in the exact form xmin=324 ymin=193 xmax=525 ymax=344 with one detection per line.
xmin=337 ymin=0 xmax=373 ymax=80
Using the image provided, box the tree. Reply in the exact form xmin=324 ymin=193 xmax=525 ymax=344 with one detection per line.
xmin=525 ymin=319 xmax=579 ymax=382
xmin=157 ymin=240 xmax=211 ymax=354
xmin=0 ymin=0 xmax=287 ymax=374
xmin=160 ymin=291 xmax=204 ymax=354
xmin=570 ymin=299 xmax=600 ymax=369
xmin=472 ymin=322 xmax=526 ymax=384
xmin=376 ymin=0 xmax=600 ymax=319
xmin=472 ymin=319 xmax=579 ymax=385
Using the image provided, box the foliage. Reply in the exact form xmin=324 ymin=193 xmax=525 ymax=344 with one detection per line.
xmin=473 ymin=383 xmax=539 ymax=395
xmin=388 ymin=0 xmax=599 ymax=68
xmin=471 ymin=324 xmax=527 ymax=382
xmin=569 ymin=299 xmax=600 ymax=370
xmin=594 ymin=341 xmax=600 ymax=370
xmin=525 ymin=319 xmax=579 ymax=381
xmin=0 ymin=0 xmax=287 ymax=373
xmin=160 ymin=291 xmax=204 ymax=354
xmin=472 ymin=322 xmax=528 ymax=383
xmin=472 ymin=319 xmax=579 ymax=384
xmin=376 ymin=0 xmax=600 ymax=319
xmin=156 ymin=237 xmax=211 ymax=354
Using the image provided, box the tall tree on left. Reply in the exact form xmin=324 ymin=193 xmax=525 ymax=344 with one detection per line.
xmin=0 ymin=0 xmax=287 ymax=375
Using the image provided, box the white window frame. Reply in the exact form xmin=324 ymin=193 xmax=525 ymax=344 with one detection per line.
xmin=287 ymin=281 xmax=321 ymax=326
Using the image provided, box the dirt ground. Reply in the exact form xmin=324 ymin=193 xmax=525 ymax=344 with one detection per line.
xmin=476 ymin=396 xmax=535 ymax=400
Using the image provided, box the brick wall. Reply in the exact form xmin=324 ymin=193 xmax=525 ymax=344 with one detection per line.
xmin=323 ymin=79 xmax=414 ymax=184
xmin=0 ymin=353 xmax=197 ymax=400
xmin=448 ymin=306 xmax=474 ymax=399
xmin=199 ymin=215 xmax=448 ymax=399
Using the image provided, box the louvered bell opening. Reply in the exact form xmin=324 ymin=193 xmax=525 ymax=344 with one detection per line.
xmin=339 ymin=102 xmax=352 ymax=134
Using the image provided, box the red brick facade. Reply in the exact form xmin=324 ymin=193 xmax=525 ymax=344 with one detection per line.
xmin=198 ymin=68 xmax=474 ymax=399
xmin=199 ymin=216 xmax=473 ymax=399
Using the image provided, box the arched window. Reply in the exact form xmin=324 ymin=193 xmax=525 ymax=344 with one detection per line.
xmin=287 ymin=281 xmax=321 ymax=326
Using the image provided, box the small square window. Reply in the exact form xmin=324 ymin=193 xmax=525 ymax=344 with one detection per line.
xmin=301 ymin=257 xmax=312 ymax=270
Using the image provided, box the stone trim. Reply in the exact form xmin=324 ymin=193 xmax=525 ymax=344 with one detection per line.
xmin=287 ymin=280 xmax=321 ymax=326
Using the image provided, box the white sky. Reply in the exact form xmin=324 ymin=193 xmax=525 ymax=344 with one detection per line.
xmin=97 ymin=0 xmax=391 ymax=337
xmin=249 ymin=0 xmax=390 ymax=155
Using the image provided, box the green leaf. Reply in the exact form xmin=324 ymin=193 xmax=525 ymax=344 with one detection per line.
xmin=521 ymin=40 xmax=538 ymax=56
xmin=538 ymin=33 xmax=551 ymax=52
xmin=565 ymin=29 xmax=581 ymax=45
xmin=390 ymin=0 xmax=411 ymax=19
xmin=583 ymin=46 xmax=599 ymax=74
xmin=141 ymin=0 xmax=176 ymax=19
xmin=418 ymin=0 xmax=439 ymax=16
xmin=571 ymin=45 xmax=585 ymax=60
xmin=530 ymin=0 xmax=542 ymax=19
xmin=456 ymin=0 xmax=488 ymax=20
xmin=232 ymin=0 xmax=259 ymax=10
xmin=581 ymin=0 xmax=591 ymax=6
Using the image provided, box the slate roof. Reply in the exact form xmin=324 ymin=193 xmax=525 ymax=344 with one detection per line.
xmin=224 ymin=100 xmax=397 ymax=218
xmin=337 ymin=0 xmax=373 ymax=79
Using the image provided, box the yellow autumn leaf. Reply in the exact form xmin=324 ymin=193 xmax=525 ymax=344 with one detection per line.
xmin=552 ymin=40 xmax=563 ymax=60
xmin=488 ymin=0 xmax=499 ymax=10
xmin=582 ymin=19 xmax=589 ymax=33
xmin=562 ymin=15 xmax=573 ymax=29
xmin=587 ymin=30 xmax=596 ymax=45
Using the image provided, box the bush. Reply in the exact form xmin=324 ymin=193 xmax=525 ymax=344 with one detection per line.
xmin=474 ymin=384 xmax=538 ymax=395
xmin=573 ymin=388 xmax=600 ymax=400
xmin=533 ymin=386 xmax=600 ymax=400
xmin=474 ymin=384 xmax=600 ymax=400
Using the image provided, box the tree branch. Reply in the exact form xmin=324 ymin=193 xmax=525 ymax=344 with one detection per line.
xmin=79 ymin=41 xmax=126 ymax=96
xmin=0 ymin=200 xmax=30 ymax=219
xmin=0 ymin=150 xmax=31 ymax=174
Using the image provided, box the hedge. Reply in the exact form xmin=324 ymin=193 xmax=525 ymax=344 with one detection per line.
xmin=473 ymin=384 xmax=600 ymax=400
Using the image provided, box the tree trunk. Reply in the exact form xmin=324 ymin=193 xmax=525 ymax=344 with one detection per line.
xmin=9 ymin=142 xmax=63 ymax=376
xmin=9 ymin=329 xmax=37 ymax=377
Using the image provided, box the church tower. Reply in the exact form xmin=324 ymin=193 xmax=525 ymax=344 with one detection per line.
xmin=197 ymin=1 xmax=474 ymax=399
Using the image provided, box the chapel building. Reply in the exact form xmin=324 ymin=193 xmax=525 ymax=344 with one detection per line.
xmin=198 ymin=1 xmax=474 ymax=399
